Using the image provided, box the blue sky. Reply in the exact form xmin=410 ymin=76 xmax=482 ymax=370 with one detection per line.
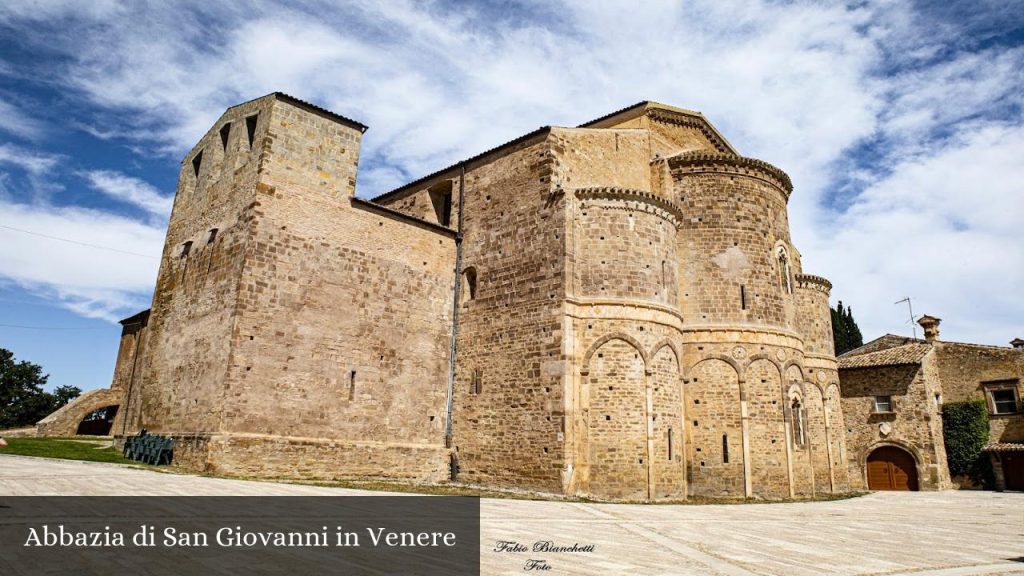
xmin=0 ymin=0 xmax=1022 ymax=392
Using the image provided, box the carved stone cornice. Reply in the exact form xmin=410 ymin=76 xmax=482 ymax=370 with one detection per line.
xmin=795 ymin=273 xmax=832 ymax=294
xmin=574 ymin=187 xmax=684 ymax=228
xmin=666 ymin=152 xmax=793 ymax=195
xmin=645 ymin=109 xmax=734 ymax=155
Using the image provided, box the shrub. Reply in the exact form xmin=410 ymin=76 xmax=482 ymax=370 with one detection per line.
xmin=941 ymin=400 xmax=993 ymax=488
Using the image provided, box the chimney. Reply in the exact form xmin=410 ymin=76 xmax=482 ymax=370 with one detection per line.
xmin=1011 ymin=338 xmax=1024 ymax=350
xmin=917 ymin=315 xmax=941 ymax=342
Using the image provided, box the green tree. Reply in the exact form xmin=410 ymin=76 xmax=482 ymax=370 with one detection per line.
xmin=942 ymin=400 xmax=994 ymax=488
xmin=831 ymin=301 xmax=864 ymax=356
xmin=0 ymin=349 xmax=81 ymax=428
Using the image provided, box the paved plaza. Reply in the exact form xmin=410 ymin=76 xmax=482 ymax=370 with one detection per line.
xmin=1 ymin=455 xmax=1021 ymax=575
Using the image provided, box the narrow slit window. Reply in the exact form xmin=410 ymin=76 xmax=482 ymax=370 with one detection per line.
xmin=668 ymin=427 xmax=673 ymax=461
xmin=348 ymin=370 xmax=356 ymax=400
xmin=722 ymin=434 xmax=729 ymax=463
xmin=428 ymin=181 xmax=453 ymax=227
xmin=245 ymin=114 xmax=259 ymax=148
xmin=740 ymin=285 xmax=747 ymax=310
xmin=191 ymin=150 xmax=203 ymax=178
xmin=793 ymin=399 xmax=805 ymax=446
xmin=470 ymin=368 xmax=482 ymax=395
xmin=777 ymin=247 xmax=792 ymax=294
xmin=219 ymin=123 xmax=231 ymax=151
xmin=462 ymin=267 xmax=477 ymax=305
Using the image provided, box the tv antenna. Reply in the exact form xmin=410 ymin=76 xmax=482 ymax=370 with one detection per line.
xmin=894 ymin=297 xmax=917 ymax=339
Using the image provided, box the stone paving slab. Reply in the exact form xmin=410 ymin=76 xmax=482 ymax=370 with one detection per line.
xmin=1 ymin=455 xmax=1022 ymax=575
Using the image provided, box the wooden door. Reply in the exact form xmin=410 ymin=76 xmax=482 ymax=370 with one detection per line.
xmin=1003 ymin=453 xmax=1024 ymax=491
xmin=866 ymin=446 xmax=919 ymax=491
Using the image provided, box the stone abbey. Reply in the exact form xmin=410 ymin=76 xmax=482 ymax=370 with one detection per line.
xmin=53 ymin=94 xmax=856 ymax=500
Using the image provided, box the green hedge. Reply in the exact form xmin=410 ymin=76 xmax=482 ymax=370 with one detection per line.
xmin=941 ymin=400 xmax=993 ymax=488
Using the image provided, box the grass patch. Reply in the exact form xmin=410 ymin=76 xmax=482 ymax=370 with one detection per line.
xmin=0 ymin=437 xmax=136 ymax=465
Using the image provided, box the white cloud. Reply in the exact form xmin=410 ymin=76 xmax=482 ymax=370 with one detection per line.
xmin=0 ymin=0 xmax=1020 ymax=344
xmin=0 ymin=200 xmax=163 ymax=322
xmin=0 ymin=99 xmax=47 ymax=139
xmin=807 ymin=122 xmax=1024 ymax=345
xmin=81 ymin=170 xmax=173 ymax=218
xmin=0 ymin=144 xmax=59 ymax=174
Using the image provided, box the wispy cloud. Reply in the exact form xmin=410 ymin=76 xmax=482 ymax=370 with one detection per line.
xmin=0 ymin=199 xmax=163 ymax=322
xmin=0 ymin=0 xmax=1020 ymax=344
xmin=80 ymin=170 xmax=173 ymax=218
xmin=0 ymin=143 xmax=59 ymax=174
xmin=0 ymin=99 xmax=46 ymax=139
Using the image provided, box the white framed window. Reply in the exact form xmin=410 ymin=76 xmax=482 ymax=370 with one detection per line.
xmin=874 ymin=395 xmax=893 ymax=413
xmin=984 ymin=381 xmax=1020 ymax=415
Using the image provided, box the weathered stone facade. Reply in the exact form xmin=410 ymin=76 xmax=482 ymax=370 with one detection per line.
xmin=839 ymin=316 xmax=1024 ymax=491
xmin=87 ymin=95 xmax=850 ymax=500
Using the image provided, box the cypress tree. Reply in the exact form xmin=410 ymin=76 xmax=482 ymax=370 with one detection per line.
xmin=831 ymin=300 xmax=864 ymax=355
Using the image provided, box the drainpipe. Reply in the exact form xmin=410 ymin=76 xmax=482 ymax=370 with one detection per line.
xmin=444 ymin=164 xmax=466 ymax=461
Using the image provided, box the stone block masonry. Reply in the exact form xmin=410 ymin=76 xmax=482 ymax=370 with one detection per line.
xmin=105 ymin=96 xmax=848 ymax=500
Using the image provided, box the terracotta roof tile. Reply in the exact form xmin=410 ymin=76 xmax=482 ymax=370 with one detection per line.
xmin=982 ymin=442 xmax=1024 ymax=452
xmin=837 ymin=342 xmax=932 ymax=370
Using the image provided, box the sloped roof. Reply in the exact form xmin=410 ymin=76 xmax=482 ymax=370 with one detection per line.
xmin=982 ymin=442 xmax=1024 ymax=452
xmin=839 ymin=334 xmax=920 ymax=358
xmin=837 ymin=342 xmax=932 ymax=370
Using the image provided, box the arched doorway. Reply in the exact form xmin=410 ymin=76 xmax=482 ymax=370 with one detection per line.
xmin=76 ymin=405 xmax=119 ymax=436
xmin=866 ymin=446 xmax=919 ymax=491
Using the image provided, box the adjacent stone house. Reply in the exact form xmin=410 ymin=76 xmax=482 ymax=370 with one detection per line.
xmin=839 ymin=315 xmax=1024 ymax=491
xmin=40 ymin=93 xmax=851 ymax=501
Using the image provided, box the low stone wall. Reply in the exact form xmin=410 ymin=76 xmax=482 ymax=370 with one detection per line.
xmin=157 ymin=433 xmax=450 ymax=482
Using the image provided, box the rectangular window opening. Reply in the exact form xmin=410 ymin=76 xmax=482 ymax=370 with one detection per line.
xmin=668 ymin=427 xmax=673 ymax=461
xmin=873 ymin=395 xmax=893 ymax=413
xmin=245 ymin=114 xmax=259 ymax=149
xmin=191 ymin=150 xmax=203 ymax=178
xmin=219 ymin=123 xmax=231 ymax=151
xmin=348 ymin=370 xmax=356 ymax=401
xmin=740 ymin=285 xmax=747 ymax=310
xmin=722 ymin=434 xmax=729 ymax=463
xmin=428 ymin=182 xmax=453 ymax=227
xmin=991 ymin=389 xmax=1018 ymax=414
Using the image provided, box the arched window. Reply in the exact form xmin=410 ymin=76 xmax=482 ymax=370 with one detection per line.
xmin=792 ymin=398 xmax=805 ymax=447
xmin=777 ymin=246 xmax=792 ymax=294
xmin=461 ymin=267 xmax=477 ymax=305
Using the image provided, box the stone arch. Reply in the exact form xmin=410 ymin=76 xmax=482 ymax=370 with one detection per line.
xmin=824 ymin=382 xmax=841 ymax=399
xmin=859 ymin=439 xmax=923 ymax=472
xmin=803 ymin=382 xmax=831 ymax=491
xmin=743 ymin=354 xmax=783 ymax=383
xmin=683 ymin=354 xmax=741 ymax=382
xmin=35 ymin=388 xmax=124 ymax=437
xmin=685 ymin=358 xmax=744 ymax=497
xmin=648 ymin=339 xmax=681 ymax=373
xmin=583 ymin=337 xmax=648 ymax=500
xmin=861 ymin=440 xmax=924 ymax=491
xmin=582 ymin=332 xmax=648 ymax=371
xmin=745 ymin=358 xmax=788 ymax=498
xmin=649 ymin=344 xmax=685 ymax=499
xmin=783 ymin=360 xmax=804 ymax=383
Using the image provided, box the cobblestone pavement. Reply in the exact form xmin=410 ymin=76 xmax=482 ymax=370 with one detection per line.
xmin=1 ymin=455 xmax=1021 ymax=575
